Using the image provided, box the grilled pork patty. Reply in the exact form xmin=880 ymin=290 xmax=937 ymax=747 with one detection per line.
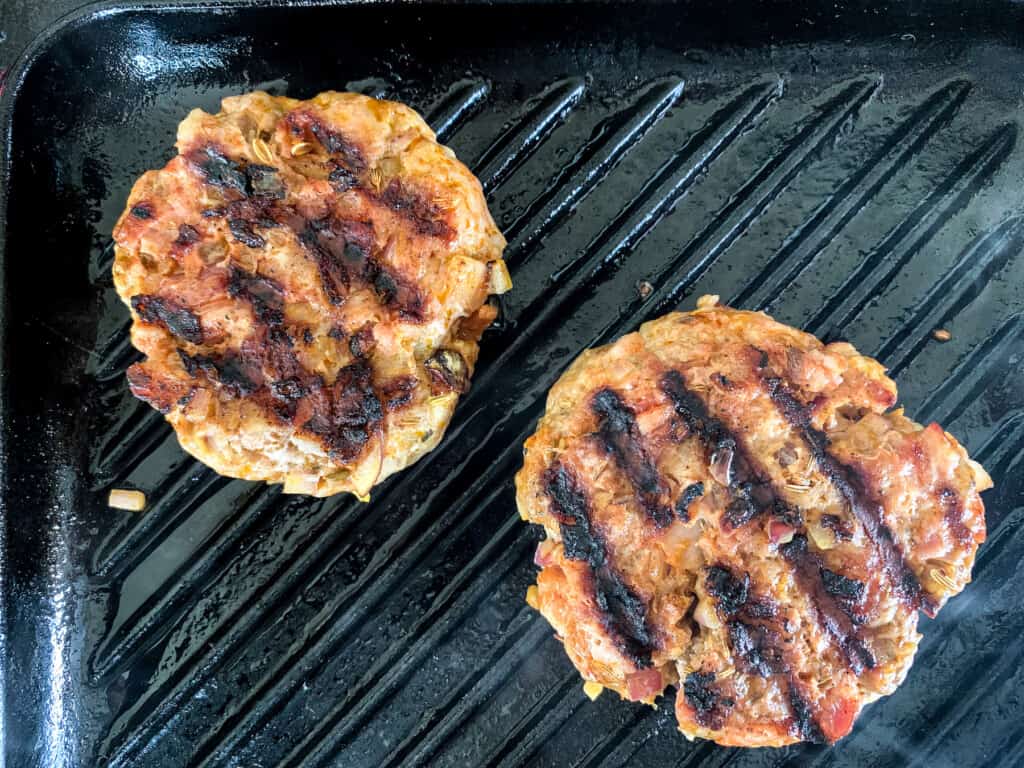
xmin=515 ymin=295 xmax=991 ymax=746
xmin=113 ymin=91 xmax=508 ymax=498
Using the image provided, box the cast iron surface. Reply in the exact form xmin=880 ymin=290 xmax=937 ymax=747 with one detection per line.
xmin=2 ymin=2 xmax=1024 ymax=767
xmin=0 ymin=0 xmax=85 ymax=73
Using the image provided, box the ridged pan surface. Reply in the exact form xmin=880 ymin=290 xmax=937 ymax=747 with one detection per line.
xmin=2 ymin=2 xmax=1024 ymax=767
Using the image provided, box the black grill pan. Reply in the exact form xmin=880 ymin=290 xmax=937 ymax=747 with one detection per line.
xmin=2 ymin=2 xmax=1024 ymax=766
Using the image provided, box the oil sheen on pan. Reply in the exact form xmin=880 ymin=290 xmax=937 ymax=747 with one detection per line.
xmin=515 ymin=294 xmax=991 ymax=747
xmin=111 ymin=90 xmax=510 ymax=498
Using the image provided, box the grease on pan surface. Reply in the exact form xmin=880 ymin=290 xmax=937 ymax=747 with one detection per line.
xmin=515 ymin=295 xmax=992 ymax=747
xmin=113 ymin=91 xmax=509 ymax=498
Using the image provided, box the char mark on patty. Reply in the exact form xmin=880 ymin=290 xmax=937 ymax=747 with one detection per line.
xmin=130 ymin=202 xmax=153 ymax=219
xmin=290 ymin=213 xmax=424 ymax=319
xmin=763 ymin=374 xmax=938 ymax=616
xmin=590 ymin=388 xmax=673 ymax=528
xmin=178 ymin=348 xmax=258 ymax=397
xmin=131 ymin=294 xmax=204 ymax=345
xmin=380 ymin=375 xmax=419 ymax=411
xmin=820 ymin=513 xmax=854 ymax=541
xmin=174 ymin=224 xmax=201 ymax=248
xmin=424 ymin=349 xmax=469 ymax=394
xmin=302 ymin=360 xmax=383 ymax=464
xmin=228 ymin=267 xmax=285 ymax=325
xmin=939 ymin=487 xmax=972 ymax=547
xmin=286 ymin=110 xmax=367 ymax=173
xmin=788 ymin=688 xmax=827 ymax=744
xmin=660 ymin=370 xmax=787 ymax=529
xmin=683 ymin=671 xmax=734 ymax=729
xmin=329 ymin=164 xmax=359 ymax=192
xmin=706 ymin=567 xmax=784 ymax=678
xmin=286 ymin=111 xmax=451 ymax=238
xmin=187 ymin=144 xmax=288 ymax=203
xmin=187 ymin=145 xmax=248 ymax=194
xmin=379 ymin=179 xmax=454 ymax=240
xmin=820 ymin=566 xmax=866 ymax=603
xmin=727 ymin=620 xmax=785 ymax=679
xmin=126 ymin=364 xmax=189 ymax=414
xmin=185 ymin=142 xmax=426 ymax=319
xmin=348 ymin=324 xmax=376 ymax=359
xmin=704 ymin=563 xmax=827 ymax=741
xmin=661 ymin=369 xmax=877 ymax=675
xmin=244 ymin=163 xmax=285 ymax=198
xmin=779 ymin=535 xmax=876 ymax=675
xmin=168 ymin=275 xmax=384 ymax=466
xmin=676 ymin=482 xmax=704 ymax=522
xmin=228 ymin=218 xmax=267 ymax=249
xmin=706 ymin=565 xmax=751 ymax=617
xmin=543 ymin=462 xmax=656 ymax=668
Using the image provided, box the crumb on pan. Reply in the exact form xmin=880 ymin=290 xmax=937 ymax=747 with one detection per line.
xmin=108 ymin=488 xmax=147 ymax=511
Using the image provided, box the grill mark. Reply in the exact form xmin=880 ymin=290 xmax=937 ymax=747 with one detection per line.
xmin=285 ymin=110 xmax=452 ymax=238
xmin=187 ymin=144 xmax=248 ymax=194
xmin=286 ymin=110 xmax=367 ymax=173
xmin=303 ymin=360 xmax=383 ymax=463
xmin=185 ymin=143 xmax=427 ymax=319
xmin=188 ymin=144 xmax=289 ymax=201
xmin=682 ymin=671 xmax=733 ymax=729
xmin=245 ymin=163 xmax=286 ymax=199
xmin=243 ymin=321 xmax=381 ymax=460
xmin=298 ymin=216 xmax=368 ymax=305
xmin=228 ymin=267 xmax=285 ymax=325
xmin=285 ymin=212 xmax=425 ymax=320
xmin=763 ymin=374 xmax=938 ymax=616
xmin=704 ymin=564 xmax=827 ymax=743
xmin=228 ymin=218 xmax=267 ymax=249
xmin=660 ymin=370 xmax=791 ymax=529
xmin=175 ymin=331 xmax=383 ymax=465
xmin=940 ymin=487 xmax=972 ymax=547
xmin=590 ymin=388 xmax=673 ymax=528
xmin=165 ymin=258 xmax=385 ymax=465
xmin=348 ymin=324 xmax=376 ymax=359
xmin=779 ymin=535 xmax=875 ymax=674
xmin=705 ymin=565 xmax=750 ymax=616
xmin=663 ymin=369 xmax=875 ymax=675
xmin=328 ymin=164 xmax=359 ymax=192
xmin=820 ymin=567 xmax=866 ymax=602
xmin=543 ymin=462 xmax=655 ymax=668
xmin=788 ymin=688 xmax=827 ymax=744
xmin=379 ymin=179 xmax=454 ymax=240
xmin=125 ymin=364 xmax=188 ymax=414
xmin=726 ymin=619 xmax=784 ymax=678
xmin=130 ymin=295 xmax=204 ymax=345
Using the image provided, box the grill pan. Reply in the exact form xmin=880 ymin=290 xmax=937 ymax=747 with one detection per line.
xmin=2 ymin=1 xmax=1024 ymax=766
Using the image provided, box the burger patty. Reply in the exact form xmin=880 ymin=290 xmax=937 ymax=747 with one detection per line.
xmin=515 ymin=295 xmax=991 ymax=746
xmin=113 ymin=91 xmax=508 ymax=498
